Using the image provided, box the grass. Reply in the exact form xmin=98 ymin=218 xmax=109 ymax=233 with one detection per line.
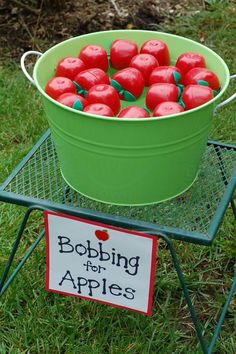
xmin=0 ymin=2 xmax=236 ymax=353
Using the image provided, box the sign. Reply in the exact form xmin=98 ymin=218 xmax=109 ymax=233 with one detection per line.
xmin=44 ymin=211 xmax=157 ymax=316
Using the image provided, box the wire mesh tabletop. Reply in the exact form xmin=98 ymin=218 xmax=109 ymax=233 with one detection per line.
xmin=0 ymin=129 xmax=235 ymax=245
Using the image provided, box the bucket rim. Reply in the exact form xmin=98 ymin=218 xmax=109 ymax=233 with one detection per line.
xmin=33 ymin=29 xmax=230 ymax=122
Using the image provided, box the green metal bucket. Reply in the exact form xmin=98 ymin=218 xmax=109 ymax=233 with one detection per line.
xmin=30 ymin=30 xmax=230 ymax=205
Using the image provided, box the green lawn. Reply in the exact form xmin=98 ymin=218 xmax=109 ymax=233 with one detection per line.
xmin=0 ymin=2 xmax=236 ymax=353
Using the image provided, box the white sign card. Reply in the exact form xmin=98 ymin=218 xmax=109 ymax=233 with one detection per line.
xmin=44 ymin=211 xmax=158 ymax=316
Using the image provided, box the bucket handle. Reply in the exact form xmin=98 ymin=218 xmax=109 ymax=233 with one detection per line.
xmin=20 ymin=50 xmax=43 ymax=86
xmin=215 ymin=74 xmax=236 ymax=112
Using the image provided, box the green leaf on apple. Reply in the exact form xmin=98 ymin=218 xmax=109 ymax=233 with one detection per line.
xmin=178 ymin=99 xmax=185 ymax=109
xmin=72 ymin=100 xmax=83 ymax=111
xmin=73 ymin=81 xmax=85 ymax=95
xmin=110 ymin=79 xmax=123 ymax=92
xmin=173 ymin=71 xmax=181 ymax=84
xmin=197 ymin=80 xmax=209 ymax=86
xmin=177 ymin=86 xmax=183 ymax=100
xmin=143 ymin=107 xmax=151 ymax=114
xmin=123 ymin=90 xmax=136 ymax=101
xmin=177 ymin=83 xmax=184 ymax=94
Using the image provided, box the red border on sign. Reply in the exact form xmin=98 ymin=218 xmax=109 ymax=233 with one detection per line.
xmin=44 ymin=211 xmax=158 ymax=316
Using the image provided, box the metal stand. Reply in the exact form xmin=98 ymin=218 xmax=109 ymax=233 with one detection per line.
xmin=0 ymin=130 xmax=235 ymax=354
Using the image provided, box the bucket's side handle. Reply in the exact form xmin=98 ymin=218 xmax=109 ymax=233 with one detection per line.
xmin=20 ymin=51 xmax=43 ymax=86
xmin=215 ymin=74 xmax=236 ymax=112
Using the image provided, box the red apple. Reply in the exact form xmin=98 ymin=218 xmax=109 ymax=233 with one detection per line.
xmin=45 ymin=76 xmax=76 ymax=100
xmin=183 ymin=67 xmax=220 ymax=91
xmin=118 ymin=106 xmax=150 ymax=118
xmin=129 ymin=53 xmax=159 ymax=86
xmin=153 ymin=101 xmax=184 ymax=117
xmin=83 ymin=103 xmax=114 ymax=117
xmin=149 ymin=66 xmax=182 ymax=86
xmin=182 ymin=84 xmax=214 ymax=110
xmin=95 ymin=229 xmax=109 ymax=241
xmin=74 ymin=68 xmax=110 ymax=96
xmin=111 ymin=67 xmax=144 ymax=100
xmin=140 ymin=39 xmax=170 ymax=66
xmin=55 ymin=57 xmax=87 ymax=81
xmin=175 ymin=52 xmax=206 ymax=77
xmin=79 ymin=45 xmax=109 ymax=72
xmin=110 ymin=39 xmax=138 ymax=69
xmin=146 ymin=83 xmax=179 ymax=111
xmin=56 ymin=92 xmax=88 ymax=110
xmin=87 ymin=84 xmax=120 ymax=115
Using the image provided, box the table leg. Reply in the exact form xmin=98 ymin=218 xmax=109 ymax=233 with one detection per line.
xmin=0 ymin=205 xmax=46 ymax=296
xmin=153 ymin=232 xmax=235 ymax=354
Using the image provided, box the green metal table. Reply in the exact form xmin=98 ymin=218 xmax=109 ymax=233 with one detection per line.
xmin=0 ymin=129 xmax=235 ymax=354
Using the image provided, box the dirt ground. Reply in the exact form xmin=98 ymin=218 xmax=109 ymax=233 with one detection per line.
xmin=0 ymin=0 xmax=203 ymax=62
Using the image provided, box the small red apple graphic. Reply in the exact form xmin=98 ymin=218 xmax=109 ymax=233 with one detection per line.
xmin=95 ymin=229 xmax=109 ymax=241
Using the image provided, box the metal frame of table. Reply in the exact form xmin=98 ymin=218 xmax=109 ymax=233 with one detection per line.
xmin=0 ymin=129 xmax=235 ymax=354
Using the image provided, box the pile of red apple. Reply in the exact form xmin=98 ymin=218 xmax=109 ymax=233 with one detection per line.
xmin=45 ymin=39 xmax=220 ymax=118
